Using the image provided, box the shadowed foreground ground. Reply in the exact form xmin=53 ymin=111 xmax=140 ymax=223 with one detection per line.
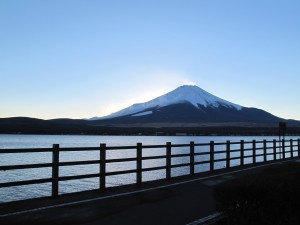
xmin=213 ymin=160 xmax=300 ymax=225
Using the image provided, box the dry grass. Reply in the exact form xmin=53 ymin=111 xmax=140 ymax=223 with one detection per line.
xmin=213 ymin=161 xmax=300 ymax=225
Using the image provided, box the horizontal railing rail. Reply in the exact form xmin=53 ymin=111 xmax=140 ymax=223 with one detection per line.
xmin=0 ymin=139 xmax=299 ymax=199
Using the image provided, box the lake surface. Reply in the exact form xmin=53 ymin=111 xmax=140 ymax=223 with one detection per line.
xmin=0 ymin=134 xmax=298 ymax=202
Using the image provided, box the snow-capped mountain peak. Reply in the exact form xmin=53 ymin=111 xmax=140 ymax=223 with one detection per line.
xmin=157 ymin=85 xmax=242 ymax=109
xmin=90 ymin=85 xmax=242 ymax=120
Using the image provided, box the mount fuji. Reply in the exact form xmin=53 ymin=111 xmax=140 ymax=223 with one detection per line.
xmin=90 ymin=85 xmax=285 ymax=126
xmin=1 ymin=85 xmax=299 ymax=135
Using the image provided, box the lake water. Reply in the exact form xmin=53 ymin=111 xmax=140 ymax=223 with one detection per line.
xmin=0 ymin=134 xmax=298 ymax=202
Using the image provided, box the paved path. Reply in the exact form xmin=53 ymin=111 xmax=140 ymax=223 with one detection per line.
xmin=0 ymin=160 xmax=292 ymax=225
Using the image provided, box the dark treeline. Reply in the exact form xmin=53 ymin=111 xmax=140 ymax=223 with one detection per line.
xmin=1 ymin=117 xmax=300 ymax=136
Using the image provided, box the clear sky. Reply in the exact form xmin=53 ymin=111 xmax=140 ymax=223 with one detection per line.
xmin=1 ymin=0 xmax=299 ymax=120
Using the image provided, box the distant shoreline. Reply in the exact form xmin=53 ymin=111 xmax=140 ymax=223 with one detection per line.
xmin=1 ymin=117 xmax=300 ymax=136
xmin=1 ymin=127 xmax=299 ymax=137
xmin=0 ymin=133 xmax=299 ymax=137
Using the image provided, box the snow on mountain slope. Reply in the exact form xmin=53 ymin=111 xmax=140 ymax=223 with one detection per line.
xmin=90 ymin=85 xmax=242 ymax=120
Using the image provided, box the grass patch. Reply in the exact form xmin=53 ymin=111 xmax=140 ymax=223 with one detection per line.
xmin=213 ymin=161 xmax=300 ymax=225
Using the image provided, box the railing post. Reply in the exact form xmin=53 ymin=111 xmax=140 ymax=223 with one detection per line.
xmin=100 ymin=144 xmax=106 ymax=190
xmin=298 ymin=139 xmax=300 ymax=158
xmin=226 ymin=141 xmax=230 ymax=169
xmin=52 ymin=144 xmax=59 ymax=198
xmin=166 ymin=142 xmax=171 ymax=180
xmin=290 ymin=139 xmax=294 ymax=159
xmin=252 ymin=140 xmax=256 ymax=164
xmin=263 ymin=140 xmax=267 ymax=162
xmin=210 ymin=141 xmax=214 ymax=172
xmin=240 ymin=140 xmax=244 ymax=166
xmin=190 ymin=142 xmax=195 ymax=175
xmin=137 ymin=143 xmax=142 ymax=185
xmin=282 ymin=139 xmax=286 ymax=160
xmin=273 ymin=139 xmax=277 ymax=161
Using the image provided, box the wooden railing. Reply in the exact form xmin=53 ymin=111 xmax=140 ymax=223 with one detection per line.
xmin=0 ymin=139 xmax=299 ymax=199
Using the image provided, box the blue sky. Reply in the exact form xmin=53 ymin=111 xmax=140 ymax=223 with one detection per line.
xmin=1 ymin=0 xmax=299 ymax=120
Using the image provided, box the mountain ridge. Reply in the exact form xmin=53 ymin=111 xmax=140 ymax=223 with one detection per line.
xmin=89 ymin=85 xmax=289 ymax=125
xmin=90 ymin=85 xmax=242 ymax=120
xmin=1 ymin=85 xmax=299 ymax=135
